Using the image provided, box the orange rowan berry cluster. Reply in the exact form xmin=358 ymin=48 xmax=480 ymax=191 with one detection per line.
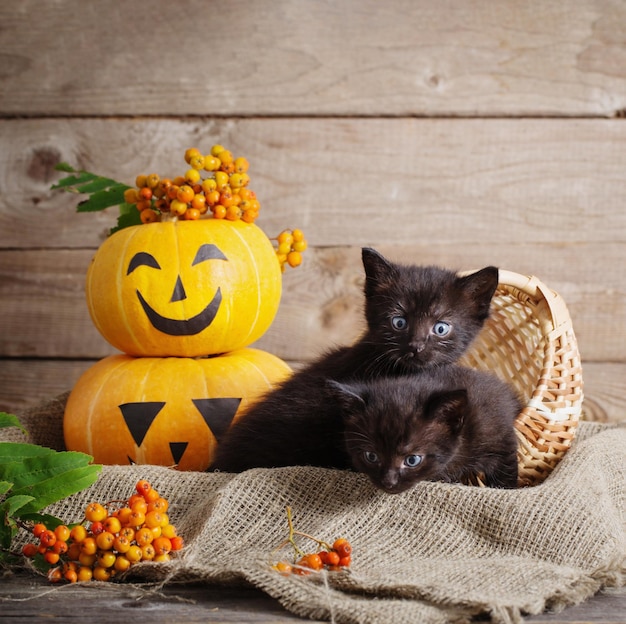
xmin=274 ymin=229 xmax=308 ymax=272
xmin=271 ymin=507 xmax=352 ymax=576
xmin=21 ymin=480 xmax=183 ymax=583
xmin=125 ymin=145 xmax=261 ymax=224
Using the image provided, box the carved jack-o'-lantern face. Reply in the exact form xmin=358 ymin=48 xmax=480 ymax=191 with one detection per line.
xmin=85 ymin=219 xmax=282 ymax=357
xmin=63 ymin=349 xmax=292 ymax=471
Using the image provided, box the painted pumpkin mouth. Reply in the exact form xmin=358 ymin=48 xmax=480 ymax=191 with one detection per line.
xmin=136 ymin=288 xmax=222 ymax=336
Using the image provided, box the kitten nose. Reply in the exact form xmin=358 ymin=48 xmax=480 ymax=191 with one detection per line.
xmin=381 ymin=470 xmax=399 ymax=490
xmin=410 ymin=340 xmax=426 ymax=355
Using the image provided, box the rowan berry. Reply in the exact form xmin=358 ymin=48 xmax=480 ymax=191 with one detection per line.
xmin=64 ymin=568 xmax=78 ymax=583
xmin=96 ymin=531 xmax=115 ymax=551
xmin=176 ymin=185 xmax=195 ymax=203
xmin=44 ymin=551 xmax=60 ymax=565
xmin=80 ymin=537 xmax=97 ymax=556
xmin=67 ymin=543 xmax=81 ymax=561
xmin=147 ymin=497 xmax=169 ymax=514
xmin=185 ymin=168 xmax=201 ymax=184
xmin=152 ymin=536 xmax=172 ymax=556
xmin=170 ymin=536 xmax=184 ymax=551
xmin=124 ymin=188 xmax=139 ymax=204
xmin=184 ymin=147 xmax=202 ymax=164
xmin=287 ymin=251 xmax=302 ymax=268
xmin=153 ymin=553 xmax=171 ymax=563
xmin=126 ymin=545 xmax=143 ymax=563
xmin=103 ymin=516 xmax=122 ymax=535
xmin=22 ymin=543 xmax=38 ymax=558
xmin=97 ymin=551 xmax=116 ymax=569
xmin=70 ymin=525 xmax=88 ymax=543
xmin=92 ymin=566 xmax=111 ymax=582
xmin=77 ymin=566 xmax=93 ymax=582
xmin=85 ymin=503 xmax=107 ymax=523
xmin=332 ymin=538 xmax=352 ymax=559
xmin=161 ymin=523 xmax=177 ymax=539
xmin=113 ymin=535 xmax=131 ymax=554
xmin=320 ymin=550 xmax=340 ymax=566
xmin=48 ymin=567 xmax=63 ymax=583
xmin=78 ymin=552 xmax=97 ymax=568
xmin=32 ymin=523 xmax=47 ymax=539
xmin=39 ymin=529 xmax=57 ymax=548
xmin=144 ymin=510 xmax=163 ymax=529
xmin=141 ymin=544 xmax=156 ymax=560
xmin=135 ymin=527 xmax=154 ymax=546
xmin=274 ymin=561 xmax=292 ymax=575
xmin=89 ymin=521 xmax=104 ymax=535
xmin=138 ymin=186 xmax=153 ymax=201
xmin=170 ymin=199 xmax=188 ymax=216
xmin=213 ymin=204 xmax=227 ymax=219
xmin=52 ymin=540 xmax=68 ymax=555
xmin=114 ymin=555 xmax=132 ymax=572
xmin=54 ymin=525 xmax=71 ymax=542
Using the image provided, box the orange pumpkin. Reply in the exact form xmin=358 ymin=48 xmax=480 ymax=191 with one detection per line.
xmin=85 ymin=219 xmax=282 ymax=357
xmin=63 ymin=348 xmax=291 ymax=471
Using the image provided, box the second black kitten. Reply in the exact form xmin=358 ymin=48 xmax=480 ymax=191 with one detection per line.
xmin=209 ymin=365 xmax=522 ymax=492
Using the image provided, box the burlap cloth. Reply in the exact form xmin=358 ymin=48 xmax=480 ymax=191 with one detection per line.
xmin=4 ymin=393 xmax=625 ymax=624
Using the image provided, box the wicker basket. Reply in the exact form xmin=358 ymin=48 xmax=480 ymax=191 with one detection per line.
xmin=459 ymin=270 xmax=584 ymax=487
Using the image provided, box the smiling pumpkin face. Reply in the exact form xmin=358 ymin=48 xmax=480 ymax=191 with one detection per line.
xmin=85 ymin=219 xmax=282 ymax=357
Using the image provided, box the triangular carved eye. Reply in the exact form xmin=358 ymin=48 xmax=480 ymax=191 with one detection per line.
xmin=192 ymin=398 xmax=242 ymax=442
xmin=119 ymin=402 xmax=166 ymax=446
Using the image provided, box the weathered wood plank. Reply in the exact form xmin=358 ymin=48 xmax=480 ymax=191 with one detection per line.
xmin=0 ymin=570 xmax=624 ymax=624
xmin=1 ymin=0 xmax=626 ymax=117
xmin=2 ymin=118 xmax=626 ymax=250
xmin=1 ymin=244 xmax=625 ymax=362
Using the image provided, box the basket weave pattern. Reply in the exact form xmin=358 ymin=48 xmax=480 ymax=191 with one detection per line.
xmin=459 ymin=270 xmax=584 ymax=487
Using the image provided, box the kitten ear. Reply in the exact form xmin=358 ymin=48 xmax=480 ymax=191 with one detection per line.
xmin=457 ymin=266 xmax=499 ymax=320
xmin=425 ymin=389 xmax=468 ymax=433
xmin=361 ymin=248 xmax=397 ymax=296
xmin=326 ymin=379 xmax=367 ymax=413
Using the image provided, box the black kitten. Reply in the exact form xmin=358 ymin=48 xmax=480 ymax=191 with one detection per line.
xmin=210 ymin=366 xmax=522 ymax=492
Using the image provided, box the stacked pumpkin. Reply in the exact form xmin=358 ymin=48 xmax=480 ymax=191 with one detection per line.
xmin=63 ymin=151 xmax=294 ymax=471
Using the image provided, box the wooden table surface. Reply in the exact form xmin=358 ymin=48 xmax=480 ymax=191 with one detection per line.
xmin=1 ymin=570 xmax=624 ymax=623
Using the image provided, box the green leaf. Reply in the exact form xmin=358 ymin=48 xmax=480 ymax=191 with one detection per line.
xmin=0 ymin=442 xmax=56 ymax=465
xmin=14 ymin=464 xmax=101 ymax=514
xmin=76 ymin=186 xmax=130 ymax=212
xmin=1 ymin=450 xmax=94 ymax=488
xmin=109 ymin=203 xmax=143 ymax=235
xmin=0 ymin=495 xmax=35 ymax=549
xmin=0 ymin=413 xmax=26 ymax=433
xmin=0 ymin=480 xmax=13 ymax=496
xmin=54 ymin=162 xmax=76 ymax=173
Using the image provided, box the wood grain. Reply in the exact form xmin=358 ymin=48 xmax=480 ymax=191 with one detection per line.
xmin=0 ymin=569 xmax=624 ymax=624
xmin=3 ymin=118 xmax=626 ymax=250
xmin=2 ymin=245 xmax=625 ymax=361
xmin=1 ymin=0 xmax=626 ymax=117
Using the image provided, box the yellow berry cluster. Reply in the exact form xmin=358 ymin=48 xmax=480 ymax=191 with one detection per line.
xmin=22 ymin=480 xmax=183 ymax=583
xmin=275 ymin=229 xmax=308 ymax=272
xmin=124 ymin=145 xmax=261 ymax=224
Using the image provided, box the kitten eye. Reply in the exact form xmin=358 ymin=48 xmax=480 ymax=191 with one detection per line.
xmin=404 ymin=454 xmax=423 ymax=468
xmin=391 ymin=316 xmax=408 ymax=331
xmin=364 ymin=451 xmax=379 ymax=464
xmin=432 ymin=321 xmax=451 ymax=337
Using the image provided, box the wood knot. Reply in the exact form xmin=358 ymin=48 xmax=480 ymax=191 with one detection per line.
xmin=27 ymin=147 xmax=63 ymax=184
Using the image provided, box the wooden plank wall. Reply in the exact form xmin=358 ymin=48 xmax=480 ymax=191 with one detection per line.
xmin=1 ymin=0 xmax=625 ymax=422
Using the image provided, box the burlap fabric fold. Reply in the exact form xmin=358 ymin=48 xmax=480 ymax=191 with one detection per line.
xmin=4 ymin=394 xmax=626 ymax=624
